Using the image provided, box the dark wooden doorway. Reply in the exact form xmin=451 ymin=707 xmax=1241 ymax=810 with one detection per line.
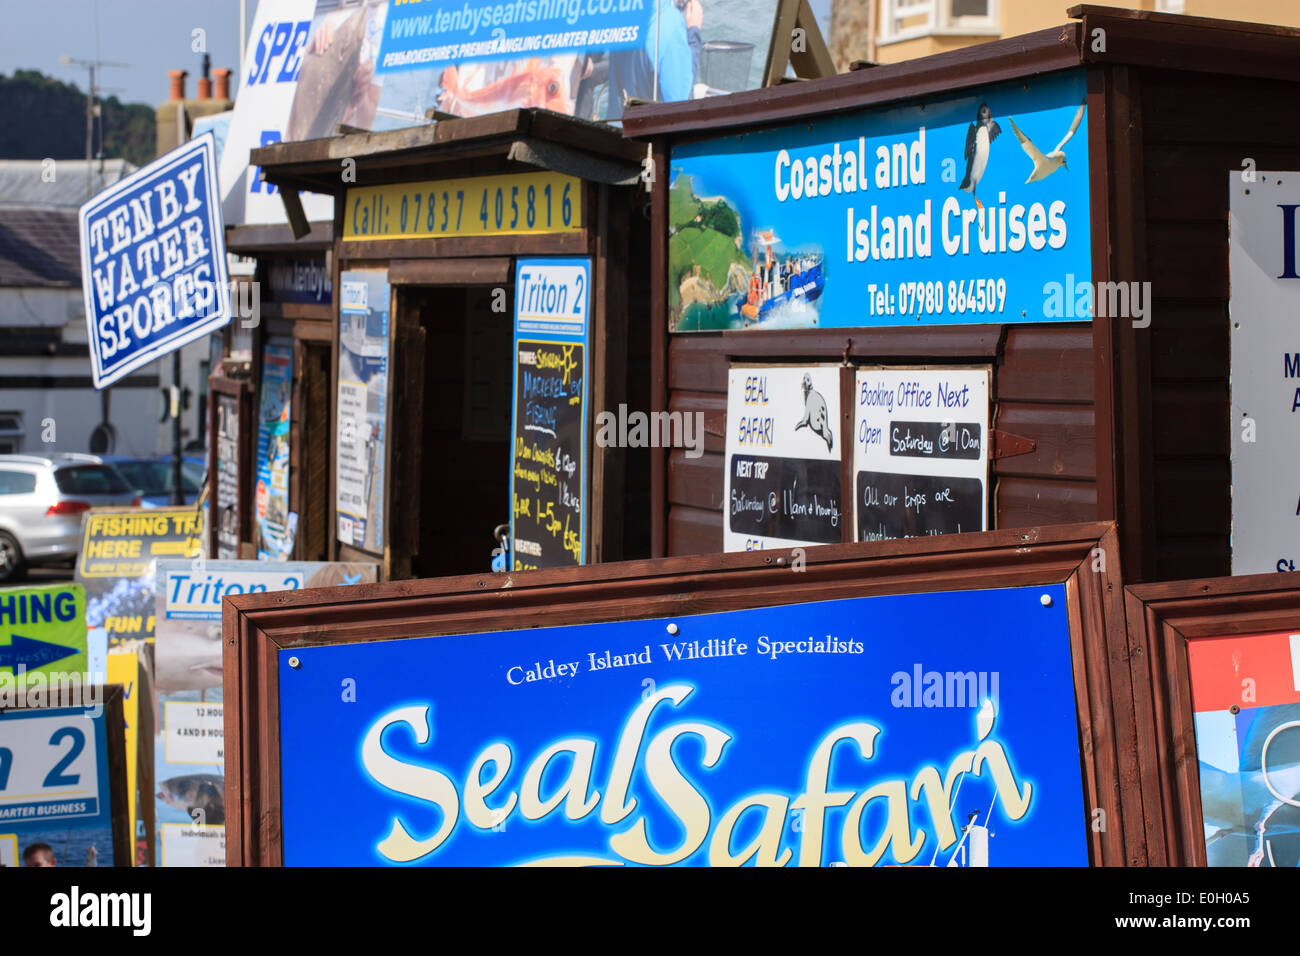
xmin=402 ymin=284 xmax=513 ymax=579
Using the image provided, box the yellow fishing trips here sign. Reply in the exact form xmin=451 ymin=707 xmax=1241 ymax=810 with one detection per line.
xmin=75 ymin=508 xmax=204 ymax=647
xmin=343 ymin=171 xmax=582 ymax=241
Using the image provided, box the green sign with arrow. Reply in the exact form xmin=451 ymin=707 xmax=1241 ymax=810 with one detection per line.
xmin=0 ymin=583 xmax=87 ymax=692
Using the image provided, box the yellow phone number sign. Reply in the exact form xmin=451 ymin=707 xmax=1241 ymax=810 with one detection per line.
xmin=344 ymin=171 xmax=582 ymax=240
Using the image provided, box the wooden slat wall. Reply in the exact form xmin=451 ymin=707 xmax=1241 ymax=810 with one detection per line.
xmin=993 ymin=325 xmax=1097 ymax=533
xmin=1138 ymin=69 xmax=1300 ymax=580
xmin=665 ymin=323 xmax=1100 ymax=556
xmin=667 ymin=340 xmax=726 ymax=554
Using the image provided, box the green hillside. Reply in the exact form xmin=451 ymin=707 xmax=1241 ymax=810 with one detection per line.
xmin=0 ymin=70 xmax=156 ymax=167
xmin=668 ymin=173 xmax=749 ymax=316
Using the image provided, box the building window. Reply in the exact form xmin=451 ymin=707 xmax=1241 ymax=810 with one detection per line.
xmin=880 ymin=0 xmax=999 ymax=44
xmin=945 ymin=0 xmax=993 ymax=26
xmin=0 ymin=412 xmax=23 ymax=454
xmin=882 ymin=0 xmax=935 ymax=40
xmin=1155 ymin=0 xmax=1185 ymax=12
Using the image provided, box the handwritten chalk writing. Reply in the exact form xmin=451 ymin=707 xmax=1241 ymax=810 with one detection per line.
xmin=856 ymin=472 xmax=983 ymax=540
xmin=512 ymin=336 xmax=585 ymax=569
xmin=728 ymin=455 xmax=841 ymax=544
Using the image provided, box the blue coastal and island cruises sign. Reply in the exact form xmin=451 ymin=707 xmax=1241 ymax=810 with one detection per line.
xmin=668 ymin=69 xmax=1091 ymax=331
xmin=277 ymin=583 xmax=1091 ymax=866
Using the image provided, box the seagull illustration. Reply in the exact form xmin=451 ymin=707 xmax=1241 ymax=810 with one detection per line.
xmin=794 ymin=373 xmax=833 ymax=452
xmin=1007 ymin=99 xmax=1086 ymax=183
xmin=960 ymin=103 xmax=1001 ymax=210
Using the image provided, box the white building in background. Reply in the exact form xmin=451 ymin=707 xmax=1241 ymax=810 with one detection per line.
xmin=0 ymin=159 xmax=162 ymax=456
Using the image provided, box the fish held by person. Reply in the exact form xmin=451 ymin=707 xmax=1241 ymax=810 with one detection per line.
xmin=437 ymin=59 xmax=574 ymax=116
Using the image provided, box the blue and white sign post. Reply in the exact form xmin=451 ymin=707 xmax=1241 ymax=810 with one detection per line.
xmin=79 ymin=132 xmax=231 ymax=389
xmin=509 ymin=257 xmax=591 ymax=570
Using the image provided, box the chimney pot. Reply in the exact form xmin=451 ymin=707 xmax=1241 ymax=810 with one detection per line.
xmin=197 ymin=76 xmax=212 ymax=100
xmin=168 ymin=69 xmax=188 ymax=101
xmin=213 ymin=68 xmax=231 ymax=101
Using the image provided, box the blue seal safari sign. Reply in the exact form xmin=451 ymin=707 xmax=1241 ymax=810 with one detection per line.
xmin=277 ymin=584 xmax=1090 ymax=866
xmin=79 ymin=133 xmax=230 ymax=388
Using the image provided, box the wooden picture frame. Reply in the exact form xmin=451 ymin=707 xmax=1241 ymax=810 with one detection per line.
xmin=208 ymin=377 xmax=252 ymax=560
xmin=1124 ymin=571 xmax=1300 ymax=866
xmin=224 ymin=521 xmax=1150 ymax=866
xmin=0 ymin=685 xmax=130 ymax=867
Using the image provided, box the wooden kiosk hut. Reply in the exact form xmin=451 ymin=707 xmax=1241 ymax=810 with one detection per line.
xmin=622 ymin=5 xmax=1300 ymax=584
xmin=247 ymin=109 xmax=652 ymax=579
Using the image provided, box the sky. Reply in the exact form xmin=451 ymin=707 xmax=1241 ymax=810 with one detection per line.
xmin=0 ymin=0 xmax=247 ymax=106
xmin=0 ymin=0 xmax=832 ymax=107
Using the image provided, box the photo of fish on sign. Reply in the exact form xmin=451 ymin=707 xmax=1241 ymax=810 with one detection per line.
xmin=374 ymin=0 xmax=786 ymax=123
xmin=152 ymin=559 xmax=376 ymax=866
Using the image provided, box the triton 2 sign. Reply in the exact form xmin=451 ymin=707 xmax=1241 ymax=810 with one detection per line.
xmin=79 ymin=133 xmax=230 ymax=389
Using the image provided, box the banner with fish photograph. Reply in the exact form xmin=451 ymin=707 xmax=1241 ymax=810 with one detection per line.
xmin=1187 ymin=629 xmax=1300 ymax=867
xmin=152 ymin=559 xmax=376 ymax=866
xmin=220 ymin=0 xmax=784 ymax=225
xmin=668 ymin=69 xmax=1091 ymax=331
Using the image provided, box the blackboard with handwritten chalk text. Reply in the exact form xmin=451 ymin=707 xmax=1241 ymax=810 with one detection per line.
xmin=509 ymin=258 xmax=591 ymax=570
xmin=853 ymin=367 xmax=991 ymax=542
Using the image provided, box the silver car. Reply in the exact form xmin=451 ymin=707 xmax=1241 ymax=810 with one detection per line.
xmin=0 ymin=453 xmax=141 ymax=582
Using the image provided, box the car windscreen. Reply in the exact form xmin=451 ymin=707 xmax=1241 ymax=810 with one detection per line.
xmin=54 ymin=464 xmax=131 ymax=495
xmin=115 ymin=460 xmax=202 ymax=495
xmin=181 ymin=460 xmax=204 ymax=493
xmin=111 ymin=460 xmax=170 ymax=495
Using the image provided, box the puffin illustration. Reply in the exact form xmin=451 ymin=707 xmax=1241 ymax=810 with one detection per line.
xmin=960 ymin=102 xmax=1001 ymax=210
xmin=1007 ymin=99 xmax=1086 ymax=183
xmin=795 ymin=373 xmax=833 ymax=452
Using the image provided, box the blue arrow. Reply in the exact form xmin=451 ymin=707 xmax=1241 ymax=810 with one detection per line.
xmin=0 ymin=635 xmax=78 ymax=671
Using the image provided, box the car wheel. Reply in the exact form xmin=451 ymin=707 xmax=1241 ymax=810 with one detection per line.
xmin=0 ymin=531 xmax=26 ymax=583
